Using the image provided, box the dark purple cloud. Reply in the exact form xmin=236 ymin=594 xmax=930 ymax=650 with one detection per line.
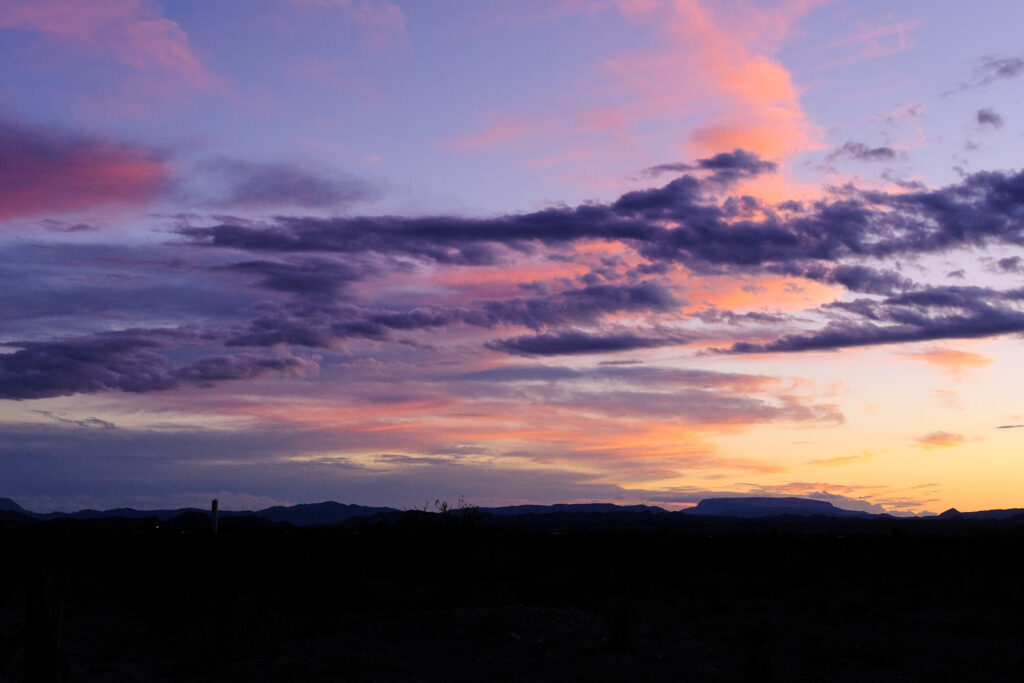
xmin=226 ymin=280 xmax=680 ymax=348
xmin=8 ymin=148 xmax=1024 ymax=397
xmin=643 ymin=149 xmax=778 ymax=185
xmin=224 ymin=258 xmax=377 ymax=296
xmin=980 ymin=56 xmax=1024 ymax=80
xmin=997 ymin=256 xmax=1023 ymax=273
xmin=969 ymin=56 xmax=1024 ymax=88
xmin=642 ymin=162 xmax=694 ymax=177
xmin=486 ymin=330 xmax=686 ymax=356
xmin=977 ymin=108 xmax=1004 ymax=128
xmin=180 ymin=164 xmax=1024 ymax=276
xmin=945 ymin=56 xmax=1024 ymax=96
xmin=31 ymin=410 xmax=116 ymax=429
xmin=726 ymin=286 xmax=1024 ymax=353
xmin=40 ymin=219 xmax=101 ymax=233
xmin=0 ymin=332 xmax=315 ymax=399
xmin=825 ymin=142 xmax=897 ymax=163
xmin=204 ymin=159 xmax=377 ymax=209
xmin=783 ymin=263 xmax=915 ymax=295
xmin=0 ymin=333 xmax=177 ymax=399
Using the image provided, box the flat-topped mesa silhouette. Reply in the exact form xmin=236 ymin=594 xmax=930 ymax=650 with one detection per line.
xmin=685 ymin=497 xmax=870 ymax=518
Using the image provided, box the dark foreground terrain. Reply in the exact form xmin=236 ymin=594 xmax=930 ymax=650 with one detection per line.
xmin=4 ymin=511 xmax=1024 ymax=681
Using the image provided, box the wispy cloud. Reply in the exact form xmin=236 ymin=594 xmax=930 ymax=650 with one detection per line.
xmin=903 ymin=348 xmax=994 ymax=377
xmin=915 ymin=431 xmax=966 ymax=449
xmin=0 ymin=0 xmax=217 ymax=88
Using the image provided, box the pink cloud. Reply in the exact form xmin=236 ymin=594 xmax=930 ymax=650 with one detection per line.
xmin=816 ymin=19 xmax=919 ymax=70
xmin=0 ymin=121 xmax=170 ymax=221
xmin=446 ymin=0 xmax=823 ymax=196
xmin=441 ymin=120 xmax=532 ymax=151
xmin=660 ymin=0 xmax=822 ymax=159
xmin=808 ymin=450 xmax=876 ymax=467
xmin=287 ymin=0 xmax=406 ymax=48
xmin=915 ymin=431 xmax=966 ymax=450
xmin=0 ymin=0 xmax=216 ymax=88
xmin=903 ymin=348 xmax=994 ymax=378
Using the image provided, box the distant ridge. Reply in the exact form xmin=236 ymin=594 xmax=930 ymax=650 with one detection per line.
xmin=252 ymin=501 xmax=395 ymax=526
xmin=6 ymin=495 xmax=1024 ymax=526
xmin=481 ymin=503 xmax=665 ymax=516
xmin=938 ymin=507 xmax=1024 ymax=521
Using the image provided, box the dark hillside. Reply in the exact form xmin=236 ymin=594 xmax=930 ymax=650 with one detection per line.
xmin=4 ymin=514 xmax=1024 ymax=681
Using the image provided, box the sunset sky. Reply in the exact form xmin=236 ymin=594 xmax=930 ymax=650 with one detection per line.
xmin=2 ymin=0 xmax=1024 ymax=515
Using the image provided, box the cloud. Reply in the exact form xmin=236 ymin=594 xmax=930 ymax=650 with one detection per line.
xmin=0 ymin=120 xmax=169 ymax=221
xmin=997 ymin=256 xmax=1023 ymax=273
xmin=486 ymin=330 xmax=687 ymax=356
xmin=203 ymin=159 xmax=377 ymax=209
xmin=915 ymin=431 xmax=966 ymax=449
xmin=181 ymin=163 xmax=1024 ymax=277
xmin=978 ymin=56 xmax=1024 ymax=80
xmin=170 ymin=160 xmax=1024 ymax=356
xmin=288 ymin=0 xmax=406 ymax=48
xmin=966 ymin=56 xmax=1024 ymax=90
xmin=903 ymin=348 xmax=994 ymax=376
xmin=644 ymin=149 xmax=778 ymax=184
xmin=945 ymin=56 xmax=1024 ymax=96
xmin=173 ymin=353 xmax=318 ymax=386
xmin=0 ymin=0 xmax=216 ymax=88
xmin=0 ymin=420 xmax=856 ymax=512
xmin=878 ymin=102 xmax=924 ymax=125
xmin=997 ymin=424 xmax=1024 ymax=429
xmin=977 ymin=108 xmax=1005 ymax=128
xmin=726 ymin=286 xmax=1024 ymax=354
xmin=8 ymin=147 xmax=1024 ymax=403
xmin=825 ymin=142 xmax=897 ymax=163
xmin=790 ymin=264 xmax=914 ymax=295
xmin=663 ymin=1 xmax=819 ymax=159
xmin=0 ymin=331 xmax=317 ymax=399
xmin=40 ymin=220 xmax=102 ymax=233
xmin=450 ymin=364 xmax=773 ymax=389
xmin=31 ymin=410 xmax=117 ymax=430
xmin=642 ymin=162 xmax=694 ymax=177
xmin=225 ymin=258 xmax=378 ymax=296
xmin=441 ymin=120 xmax=531 ymax=151
xmin=808 ymin=450 xmax=875 ymax=467
xmin=225 ymin=280 xmax=681 ymax=348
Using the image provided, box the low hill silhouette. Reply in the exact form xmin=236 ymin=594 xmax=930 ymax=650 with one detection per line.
xmin=252 ymin=501 xmax=395 ymax=526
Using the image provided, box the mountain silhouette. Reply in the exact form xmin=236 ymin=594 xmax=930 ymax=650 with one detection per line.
xmin=684 ymin=497 xmax=871 ymax=518
xmin=253 ymin=501 xmax=396 ymax=526
xmin=0 ymin=497 xmax=28 ymax=513
xmin=481 ymin=503 xmax=665 ymax=516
